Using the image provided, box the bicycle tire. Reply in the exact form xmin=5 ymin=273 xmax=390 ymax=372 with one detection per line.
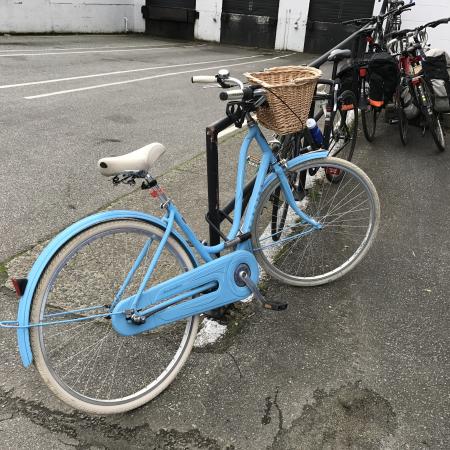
xmin=327 ymin=90 xmax=359 ymax=183
xmin=251 ymin=157 xmax=380 ymax=287
xmin=429 ymin=112 xmax=446 ymax=152
xmin=361 ymin=107 xmax=379 ymax=142
xmin=270 ymin=132 xmax=304 ymax=240
xmin=30 ymin=219 xmax=199 ymax=414
xmin=395 ymin=88 xmax=408 ymax=146
xmin=422 ymin=82 xmax=446 ymax=151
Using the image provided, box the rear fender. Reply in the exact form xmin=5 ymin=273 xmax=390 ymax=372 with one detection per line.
xmin=16 ymin=210 xmax=197 ymax=368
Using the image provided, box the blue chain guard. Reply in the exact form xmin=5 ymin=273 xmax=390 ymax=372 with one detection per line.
xmin=111 ymin=250 xmax=259 ymax=336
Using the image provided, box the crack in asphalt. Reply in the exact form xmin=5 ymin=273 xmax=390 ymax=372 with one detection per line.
xmin=261 ymin=387 xmax=283 ymax=432
xmin=270 ymin=382 xmax=397 ymax=450
xmin=0 ymin=387 xmax=229 ymax=450
xmin=226 ymin=351 xmax=243 ymax=380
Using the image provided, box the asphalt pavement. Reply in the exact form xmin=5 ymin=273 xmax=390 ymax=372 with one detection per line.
xmin=0 ymin=34 xmax=449 ymax=449
xmin=0 ymin=34 xmax=314 ymax=262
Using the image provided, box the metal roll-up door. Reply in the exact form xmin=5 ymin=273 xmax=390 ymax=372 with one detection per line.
xmin=221 ymin=0 xmax=280 ymax=48
xmin=142 ymin=0 xmax=197 ymax=40
xmin=304 ymin=0 xmax=376 ymax=54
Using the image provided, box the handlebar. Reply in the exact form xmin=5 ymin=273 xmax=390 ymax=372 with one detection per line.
xmin=192 ymin=70 xmax=265 ymax=104
xmin=390 ymin=2 xmax=414 ymax=17
xmin=192 ymin=73 xmax=244 ymax=90
xmin=386 ymin=28 xmax=414 ymax=39
xmin=341 ymin=2 xmax=414 ymax=27
xmin=191 ymin=75 xmax=217 ymax=84
xmin=425 ymin=17 xmax=450 ymax=28
xmin=219 ymin=87 xmax=265 ymax=102
xmin=386 ymin=16 xmax=448 ymax=44
xmin=342 ymin=17 xmax=373 ymax=26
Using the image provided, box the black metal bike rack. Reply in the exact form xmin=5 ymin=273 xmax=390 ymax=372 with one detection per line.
xmin=205 ymin=116 xmax=233 ymax=248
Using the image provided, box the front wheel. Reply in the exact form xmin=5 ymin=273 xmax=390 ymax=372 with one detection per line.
xmin=30 ymin=219 xmax=199 ymax=414
xmin=395 ymin=89 xmax=409 ymax=146
xmin=251 ymin=158 xmax=380 ymax=286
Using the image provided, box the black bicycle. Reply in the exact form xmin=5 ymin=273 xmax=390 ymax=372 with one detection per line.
xmin=342 ymin=1 xmax=415 ymax=142
xmin=387 ymin=17 xmax=450 ymax=151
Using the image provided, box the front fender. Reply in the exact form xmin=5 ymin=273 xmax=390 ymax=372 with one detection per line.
xmin=261 ymin=150 xmax=329 ymax=191
xmin=16 ymin=210 xmax=197 ymax=368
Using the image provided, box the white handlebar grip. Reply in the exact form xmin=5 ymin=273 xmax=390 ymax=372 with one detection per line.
xmin=191 ymin=76 xmax=217 ymax=84
xmin=219 ymin=89 xmax=244 ymax=101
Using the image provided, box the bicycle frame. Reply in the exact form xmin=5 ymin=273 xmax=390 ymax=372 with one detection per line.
xmin=110 ymin=121 xmax=326 ymax=331
xmin=163 ymin=121 xmax=324 ymax=261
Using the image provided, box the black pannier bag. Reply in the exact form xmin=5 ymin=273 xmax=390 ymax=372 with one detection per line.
xmin=335 ymin=59 xmax=358 ymax=106
xmin=367 ymin=52 xmax=399 ymax=107
xmin=336 ymin=59 xmax=355 ymax=93
xmin=421 ymin=49 xmax=450 ymax=113
xmin=400 ymin=83 xmax=419 ymax=119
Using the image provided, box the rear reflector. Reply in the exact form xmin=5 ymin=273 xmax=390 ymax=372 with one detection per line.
xmin=326 ymin=167 xmax=342 ymax=177
xmin=11 ymin=278 xmax=28 ymax=298
xmin=359 ymin=68 xmax=368 ymax=77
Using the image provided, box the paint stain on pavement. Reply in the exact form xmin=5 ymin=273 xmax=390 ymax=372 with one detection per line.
xmin=271 ymin=382 xmax=397 ymax=450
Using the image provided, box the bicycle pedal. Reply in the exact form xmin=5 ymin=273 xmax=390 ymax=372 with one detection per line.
xmin=235 ymin=267 xmax=287 ymax=312
xmin=262 ymin=301 xmax=288 ymax=311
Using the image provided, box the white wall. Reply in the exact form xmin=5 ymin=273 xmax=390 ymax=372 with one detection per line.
xmin=0 ymin=0 xmax=145 ymax=34
xmin=275 ymin=0 xmax=310 ymax=52
xmin=195 ymin=0 xmax=222 ymax=42
xmin=373 ymin=0 xmax=450 ymax=54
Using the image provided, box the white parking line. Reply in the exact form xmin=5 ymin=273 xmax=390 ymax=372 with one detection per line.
xmin=0 ymin=44 xmax=202 ymax=57
xmin=24 ymin=54 xmax=294 ymax=100
xmin=0 ymin=44 xmax=180 ymax=53
xmin=0 ymin=55 xmax=263 ymax=89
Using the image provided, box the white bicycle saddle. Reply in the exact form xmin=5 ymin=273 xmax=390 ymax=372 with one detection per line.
xmin=98 ymin=142 xmax=166 ymax=177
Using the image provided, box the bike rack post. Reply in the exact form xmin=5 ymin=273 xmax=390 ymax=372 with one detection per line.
xmin=205 ymin=116 xmax=234 ymax=248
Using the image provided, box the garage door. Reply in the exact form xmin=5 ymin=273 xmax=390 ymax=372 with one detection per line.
xmin=142 ymin=0 xmax=197 ymax=40
xmin=221 ymin=0 xmax=280 ymax=48
xmin=304 ymin=0 xmax=375 ymax=54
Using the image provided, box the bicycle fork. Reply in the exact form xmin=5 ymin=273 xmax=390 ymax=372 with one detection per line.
xmin=272 ymin=163 xmax=323 ymax=231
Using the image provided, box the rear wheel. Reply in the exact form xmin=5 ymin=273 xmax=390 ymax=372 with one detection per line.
xmin=429 ymin=112 xmax=446 ymax=152
xmin=327 ymin=90 xmax=358 ymax=182
xmin=252 ymin=157 xmax=380 ymax=286
xmin=361 ymin=106 xmax=379 ymax=142
xmin=30 ymin=220 xmax=199 ymax=414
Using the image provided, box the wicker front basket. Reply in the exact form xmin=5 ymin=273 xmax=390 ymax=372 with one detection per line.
xmin=245 ymin=66 xmax=322 ymax=134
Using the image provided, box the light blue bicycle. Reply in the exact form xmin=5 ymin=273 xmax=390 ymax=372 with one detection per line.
xmin=2 ymin=70 xmax=380 ymax=414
